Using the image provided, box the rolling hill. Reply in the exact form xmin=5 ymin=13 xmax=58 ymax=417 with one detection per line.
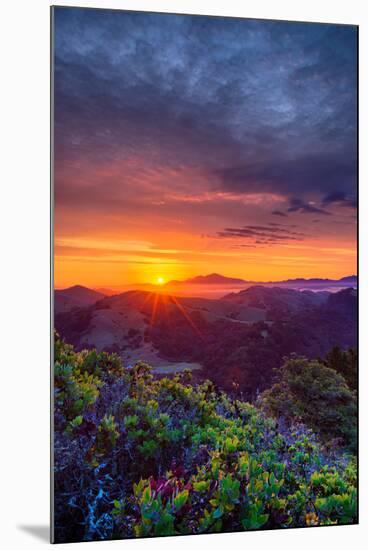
xmin=54 ymin=289 xmax=266 ymax=368
xmin=223 ymin=285 xmax=329 ymax=315
xmin=54 ymin=285 xmax=105 ymax=314
xmin=55 ymin=284 xmax=357 ymax=395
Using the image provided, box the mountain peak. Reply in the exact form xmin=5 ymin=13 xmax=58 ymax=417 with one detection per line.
xmin=166 ymin=273 xmax=357 ymax=287
xmin=338 ymin=275 xmax=357 ymax=283
xmin=178 ymin=273 xmax=247 ymax=285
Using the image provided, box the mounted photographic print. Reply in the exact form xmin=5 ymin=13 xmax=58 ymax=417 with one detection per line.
xmin=51 ymin=6 xmax=358 ymax=543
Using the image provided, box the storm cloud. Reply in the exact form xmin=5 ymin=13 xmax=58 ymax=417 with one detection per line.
xmin=54 ymin=8 xmax=357 ymax=212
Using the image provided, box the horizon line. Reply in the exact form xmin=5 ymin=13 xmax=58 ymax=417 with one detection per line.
xmin=54 ymin=272 xmax=357 ymax=291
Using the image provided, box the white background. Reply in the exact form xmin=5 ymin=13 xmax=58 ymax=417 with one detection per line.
xmin=1 ymin=0 xmax=367 ymax=548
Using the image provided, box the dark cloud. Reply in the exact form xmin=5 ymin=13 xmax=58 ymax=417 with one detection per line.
xmin=322 ymin=192 xmax=357 ymax=208
xmin=214 ymin=153 xmax=356 ymax=201
xmin=54 ymin=7 xmax=357 ymax=218
xmin=272 ymin=210 xmax=288 ymax=217
xmin=287 ymin=198 xmax=332 ymax=216
xmin=216 ymin=222 xmax=306 ymax=245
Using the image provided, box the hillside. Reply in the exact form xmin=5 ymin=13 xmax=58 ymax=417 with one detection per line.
xmin=223 ymin=285 xmax=329 ymax=313
xmin=55 ymin=285 xmax=105 ymax=314
xmin=55 ymin=286 xmax=357 ymax=397
xmin=55 ymin=290 xmax=256 ymax=371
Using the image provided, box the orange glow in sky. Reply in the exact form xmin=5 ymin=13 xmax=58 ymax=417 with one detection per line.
xmin=53 ymin=14 xmax=357 ymax=292
xmin=54 ymin=160 xmax=357 ymax=290
xmin=54 ymin=195 xmax=357 ymax=290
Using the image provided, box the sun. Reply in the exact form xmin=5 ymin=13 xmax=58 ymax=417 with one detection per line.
xmin=156 ymin=276 xmax=165 ymax=285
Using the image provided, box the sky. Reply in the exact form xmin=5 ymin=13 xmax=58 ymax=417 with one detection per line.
xmin=53 ymin=7 xmax=357 ymax=289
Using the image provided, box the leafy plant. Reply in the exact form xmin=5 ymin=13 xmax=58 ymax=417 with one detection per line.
xmin=53 ymin=336 xmax=357 ymax=543
xmin=259 ymin=355 xmax=357 ymax=450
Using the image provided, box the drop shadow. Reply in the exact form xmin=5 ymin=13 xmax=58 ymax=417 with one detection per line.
xmin=17 ymin=524 xmax=50 ymax=543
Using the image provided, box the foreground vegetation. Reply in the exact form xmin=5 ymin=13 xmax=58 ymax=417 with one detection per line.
xmin=53 ymin=335 xmax=357 ymax=542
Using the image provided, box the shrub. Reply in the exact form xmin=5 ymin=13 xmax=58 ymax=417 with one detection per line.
xmin=259 ymin=355 xmax=357 ymax=450
xmin=53 ymin=338 xmax=357 ymax=542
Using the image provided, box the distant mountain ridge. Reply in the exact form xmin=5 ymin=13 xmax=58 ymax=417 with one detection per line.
xmin=183 ymin=273 xmax=249 ymax=285
xmin=166 ymin=273 xmax=357 ymax=286
xmin=54 ymin=274 xmax=357 ymax=313
xmin=279 ymin=275 xmax=357 ymax=284
xmin=338 ymin=276 xmax=357 ymax=283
